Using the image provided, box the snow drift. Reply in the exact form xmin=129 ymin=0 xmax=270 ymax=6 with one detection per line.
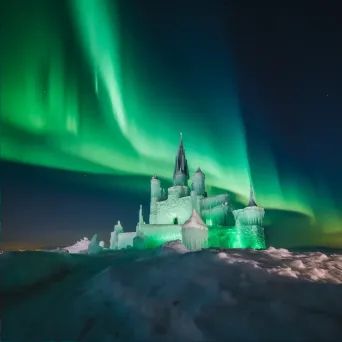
xmin=2 ymin=246 xmax=342 ymax=341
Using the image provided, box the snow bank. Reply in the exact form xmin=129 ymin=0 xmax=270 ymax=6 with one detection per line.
xmin=64 ymin=237 xmax=90 ymax=254
xmin=0 ymin=251 xmax=77 ymax=292
xmin=3 ymin=247 xmax=342 ymax=341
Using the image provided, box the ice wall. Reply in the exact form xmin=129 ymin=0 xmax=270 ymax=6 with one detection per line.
xmin=154 ymin=193 xmax=192 ymax=224
xmin=233 ymin=206 xmax=265 ymax=227
xmin=117 ymin=232 xmax=137 ymax=249
xmin=201 ymin=194 xmax=229 ymax=210
xmin=202 ymin=204 xmax=229 ymax=226
xmin=139 ymin=224 xmax=182 ymax=248
xmin=208 ymin=225 xmax=266 ymax=250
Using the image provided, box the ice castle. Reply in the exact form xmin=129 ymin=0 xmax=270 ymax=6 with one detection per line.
xmin=112 ymin=134 xmax=266 ymax=251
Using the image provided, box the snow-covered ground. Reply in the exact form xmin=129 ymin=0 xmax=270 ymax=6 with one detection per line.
xmin=2 ymin=243 xmax=342 ymax=341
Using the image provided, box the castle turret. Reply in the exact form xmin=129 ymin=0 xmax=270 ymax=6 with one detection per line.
xmin=248 ymin=183 xmax=257 ymax=207
xmin=139 ymin=204 xmax=144 ymax=224
xmin=232 ymin=184 xmax=266 ymax=249
xmin=182 ymin=209 xmax=208 ymax=251
xmin=173 ymin=133 xmax=189 ymax=186
xmin=150 ymin=175 xmax=161 ymax=224
xmin=192 ymin=167 xmax=205 ymax=196
xmin=137 ymin=204 xmax=144 ymax=232
xmin=109 ymin=221 xmax=124 ymax=250
xmin=151 ymin=175 xmax=161 ymax=199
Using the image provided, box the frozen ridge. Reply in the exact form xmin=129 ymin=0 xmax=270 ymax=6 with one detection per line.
xmin=182 ymin=209 xmax=207 ymax=230
xmin=3 ymin=246 xmax=342 ymax=341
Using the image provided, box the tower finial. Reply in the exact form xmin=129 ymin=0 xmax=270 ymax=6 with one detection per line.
xmin=248 ymin=183 xmax=257 ymax=207
xmin=139 ymin=205 xmax=143 ymax=224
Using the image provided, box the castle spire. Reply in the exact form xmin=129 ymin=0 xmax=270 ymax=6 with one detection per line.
xmin=139 ymin=205 xmax=144 ymax=224
xmin=248 ymin=183 xmax=257 ymax=207
xmin=173 ymin=133 xmax=189 ymax=185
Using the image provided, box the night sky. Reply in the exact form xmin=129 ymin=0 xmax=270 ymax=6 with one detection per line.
xmin=1 ymin=0 xmax=342 ymax=250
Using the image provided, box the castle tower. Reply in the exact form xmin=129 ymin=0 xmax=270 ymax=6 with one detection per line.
xmin=248 ymin=183 xmax=257 ymax=207
xmin=150 ymin=175 xmax=161 ymax=224
xmin=109 ymin=220 xmax=124 ymax=250
xmin=173 ymin=133 xmax=189 ymax=186
xmin=192 ymin=167 xmax=205 ymax=196
xmin=151 ymin=175 xmax=161 ymax=199
xmin=182 ymin=209 xmax=208 ymax=251
xmin=139 ymin=204 xmax=144 ymax=224
xmin=232 ymin=184 xmax=266 ymax=249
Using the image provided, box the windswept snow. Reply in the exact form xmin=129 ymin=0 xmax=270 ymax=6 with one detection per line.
xmin=2 ymin=246 xmax=342 ymax=341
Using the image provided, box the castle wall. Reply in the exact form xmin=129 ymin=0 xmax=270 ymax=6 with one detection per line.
xmin=138 ymin=224 xmax=182 ymax=248
xmin=117 ymin=232 xmax=137 ymax=249
xmin=155 ymin=196 xmax=192 ymax=224
xmin=201 ymin=194 xmax=229 ymax=210
xmin=200 ymin=194 xmax=229 ymax=226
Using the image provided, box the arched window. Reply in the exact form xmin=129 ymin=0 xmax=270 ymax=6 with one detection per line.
xmin=173 ymin=217 xmax=178 ymax=225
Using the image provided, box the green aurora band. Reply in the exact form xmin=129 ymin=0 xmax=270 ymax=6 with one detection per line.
xmin=3 ymin=0 xmax=342 ymax=243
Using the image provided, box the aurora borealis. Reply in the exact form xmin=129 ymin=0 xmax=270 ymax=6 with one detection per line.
xmin=1 ymin=0 xmax=342 ymax=250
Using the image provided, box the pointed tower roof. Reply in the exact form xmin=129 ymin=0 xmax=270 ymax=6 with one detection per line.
xmin=151 ymin=174 xmax=159 ymax=180
xmin=173 ymin=133 xmax=189 ymax=181
xmin=248 ymin=183 xmax=257 ymax=207
xmin=194 ymin=166 xmax=203 ymax=174
xmin=182 ymin=209 xmax=208 ymax=230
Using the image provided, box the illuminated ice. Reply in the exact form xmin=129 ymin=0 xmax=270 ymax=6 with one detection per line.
xmin=182 ymin=209 xmax=208 ymax=250
xmin=109 ymin=136 xmax=266 ymax=251
xmin=88 ymin=234 xmax=102 ymax=255
xmin=117 ymin=232 xmax=136 ymax=249
xmin=109 ymin=220 xmax=124 ymax=250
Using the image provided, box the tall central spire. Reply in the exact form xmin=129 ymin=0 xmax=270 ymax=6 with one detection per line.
xmin=248 ymin=183 xmax=257 ymax=207
xmin=173 ymin=133 xmax=189 ymax=185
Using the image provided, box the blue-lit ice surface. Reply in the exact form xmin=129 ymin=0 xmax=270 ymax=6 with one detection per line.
xmin=2 ymin=245 xmax=342 ymax=341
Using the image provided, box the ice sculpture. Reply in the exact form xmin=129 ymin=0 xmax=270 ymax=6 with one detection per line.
xmin=182 ymin=209 xmax=208 ymax=251
xmin=88 ymin=234 xmax=102 ymax=255
xmin=109 ymin=221 xmax=124 ymax=250
xmin=106 ymin=135 xmax=266 ymax=251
